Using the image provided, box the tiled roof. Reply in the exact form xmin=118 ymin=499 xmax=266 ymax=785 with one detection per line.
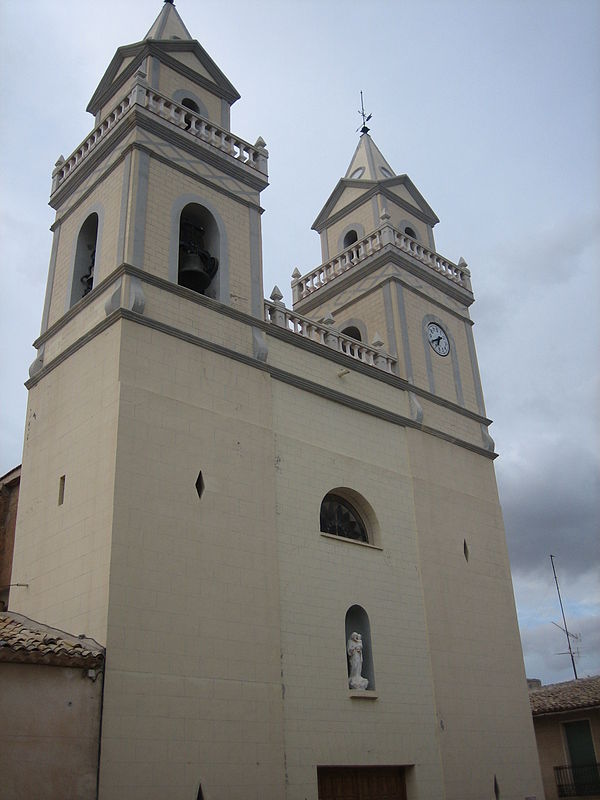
xmin=0 ymin=612 xmax=104 ymax=668
xmin=530 ymin=675 xmax=600 ymax=715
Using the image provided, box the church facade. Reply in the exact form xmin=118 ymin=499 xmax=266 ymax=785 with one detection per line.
xmin=9 ymin=3 xmax=543 ymax=799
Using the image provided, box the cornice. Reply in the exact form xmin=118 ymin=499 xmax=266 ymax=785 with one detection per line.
xmin=33 ymin=265 xmax=491 ymax=433
xmin=88 ymin=40 xmax=239 ymax=116
xmin=87 ymin=44 xmax=146 ymax=115
xmin=50 ymin=114 xmax=138 ymax=210
xmin=134 ymin=110 xmax=268 ymax=191
xmin=312 ymin=177 xmax=438 ymax=232
xmin=27 ymin=304 xmax=496 ymax=460
xmin=312 ymin=274 xmax=474 ymax=327
xmin=147 ymin=43 xmax=240 ymax=104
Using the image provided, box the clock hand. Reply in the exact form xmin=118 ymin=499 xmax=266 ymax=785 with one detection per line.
xmin=432 ymin=336 xmax=442 ymax=346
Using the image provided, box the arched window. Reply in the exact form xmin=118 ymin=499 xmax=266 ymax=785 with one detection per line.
xmin=404 ymin=226 xmax=417 ymax=239
xmin=181 ymin=97 xmax=200 ymax=113
xmin=320 ymin=493 xmax=368 ymax=543
xmin=178 ymin=203 xmax=219 ymax=297
xmin=345 ymin=605 xmax=375 ymax=690
xmin=343 ymin=229 xmax=358 ymax=249
xmin=341 ymin=326 xmax=362 ymax=342
xmin=70 ymin=213 xmax=98 ymax=306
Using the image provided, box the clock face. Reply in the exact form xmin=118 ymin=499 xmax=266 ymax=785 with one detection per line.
xmin=427 ymin=322 xmax=450 ymax=356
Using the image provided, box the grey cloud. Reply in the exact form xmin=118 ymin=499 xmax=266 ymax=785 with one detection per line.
xmin=499 ymin=437 xmax=600 ymax=577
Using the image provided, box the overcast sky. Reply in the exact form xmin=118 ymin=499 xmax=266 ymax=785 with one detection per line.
xmin=1 ymin=0 xmax=598 ymax=685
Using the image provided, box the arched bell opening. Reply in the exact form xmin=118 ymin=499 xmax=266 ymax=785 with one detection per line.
xmin=178 ymin=203 xmax=220 ymax=298
xmin=343 ymin=229 xmax=359 ymax=249
xmin=341 ymin=326 xmax=362 ymax=342
xmin=181 ymin=97 xmax=200 ymax=113
xmin=70 ymin=213 xmax=98 ymax=307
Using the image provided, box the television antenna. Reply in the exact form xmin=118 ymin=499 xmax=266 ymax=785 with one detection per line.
xmin=550 ymin=554 xmax=579 ymax=679
xmin=357 ymin=91 xmax=372 ymax=134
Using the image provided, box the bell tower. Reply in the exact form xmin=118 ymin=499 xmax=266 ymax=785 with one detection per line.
xmin=10 ymin=5 xmax=285 ymax=797
xmin=38 ymin=0 xmax=268 ymax=345
xmin=291 ymin=129 xmax=493 ymax=449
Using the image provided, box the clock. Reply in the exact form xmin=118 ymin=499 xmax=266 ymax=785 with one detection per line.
xmin=427 ymin=322 xmax=450 ymax=356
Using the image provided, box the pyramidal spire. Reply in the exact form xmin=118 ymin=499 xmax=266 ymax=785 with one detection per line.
xmin=145 ymin=0 xmax=193 ymax=41
xmin=344 ymin=133 xmax=396 ymax=182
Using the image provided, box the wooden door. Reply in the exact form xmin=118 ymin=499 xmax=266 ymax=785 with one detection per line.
xmin=317 ymin=766 xmax=407 ymax=800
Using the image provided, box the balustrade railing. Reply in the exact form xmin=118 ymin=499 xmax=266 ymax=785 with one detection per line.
xmin=52 ymin=76 xmax=268 ymax=193
xmin=392 ymin=229 xmax=468 ymax=287
xmin=264 ymin=298 xmax=396 ymax=373
xmin=291 ymin=224 xmax=471 ymax=304
xmin=554 ymin=763 xmax=600 ymax=797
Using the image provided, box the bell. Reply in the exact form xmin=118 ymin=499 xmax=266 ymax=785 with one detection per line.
xmin=179 ymin=249 xmax=218 ymax=294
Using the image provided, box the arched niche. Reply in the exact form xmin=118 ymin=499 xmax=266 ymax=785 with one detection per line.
xmin=339 ymin=318 xmax=368 ymax=343
xmin=172 ymin=89 xmax=209 ymax=121
xmin=170 ymin=195 xmax=229 ymax=304
xmin=397 ymin=218 xmax=422 ymax=243
xmin=70 ymin=212 xmax=99 ymax=307
xmin=341 ymin=326 xmax=362 ymax=342
xmin=345 ymin=605 xmax=375 ymax=690
xmin=343 ymin=229 xmax=358 ymax=248
xmin=337 ymin=222 xmax=365 ymax=255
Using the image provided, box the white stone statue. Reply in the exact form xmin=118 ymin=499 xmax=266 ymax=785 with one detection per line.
xmin=347 ymin=631 xmax=369 ymax=690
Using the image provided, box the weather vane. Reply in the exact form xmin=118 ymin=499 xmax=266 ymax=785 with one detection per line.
xmin=357 ymin=91 xmax=372 ymax=135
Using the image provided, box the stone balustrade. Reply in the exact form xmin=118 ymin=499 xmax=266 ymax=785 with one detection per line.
xmin=264 ymin=298 xmax=396 ymax=373
xmin=291 ymin=224 xmax=471 ymax=303
xmin=52 ymin=77 xmax=268 ymax=194
xmin=52 ymin=95 xmax=134 ymax=192
xmin=391 ymin=229 xmax=470 ymax=288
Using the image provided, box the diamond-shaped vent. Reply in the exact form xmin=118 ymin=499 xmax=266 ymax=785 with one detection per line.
xmin=195 ymin=471 xmax=204 ymax=500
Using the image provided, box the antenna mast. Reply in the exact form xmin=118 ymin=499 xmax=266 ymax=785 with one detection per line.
xmin=550 ymin=554 xmax=578 ymax=680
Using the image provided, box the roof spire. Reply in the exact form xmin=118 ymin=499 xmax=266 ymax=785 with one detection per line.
xmin=145 ymin=0 xmax=192 ymax=40
xmin=357 ymin=91 xmax=372 ymax=136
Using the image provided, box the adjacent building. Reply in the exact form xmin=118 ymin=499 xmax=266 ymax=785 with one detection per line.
xmin=0 ymin=611 xmax=104 ymax=800
xmin=530 ymin=675 xmax=600 ymax=800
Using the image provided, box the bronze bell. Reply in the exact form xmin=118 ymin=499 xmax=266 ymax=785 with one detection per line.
xmin=178 ymin=222 xmax=218 ymax=294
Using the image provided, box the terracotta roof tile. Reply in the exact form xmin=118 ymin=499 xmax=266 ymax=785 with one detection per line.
xmin=0 ymin=612 xmax=104 ymax=668
xmin=530 ymin=675 xmax=600 ymax=715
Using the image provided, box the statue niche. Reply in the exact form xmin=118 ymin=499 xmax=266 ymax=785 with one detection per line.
xmin=178 ymin=219 xmax=218 ymax=295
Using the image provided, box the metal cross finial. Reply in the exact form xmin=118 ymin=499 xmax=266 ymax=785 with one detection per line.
xmin=357 ymin=91 xmax=372 ymax=135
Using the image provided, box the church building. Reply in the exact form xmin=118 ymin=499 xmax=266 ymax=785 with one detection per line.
xmin=8 ymin=2 xmax=543 ymax=798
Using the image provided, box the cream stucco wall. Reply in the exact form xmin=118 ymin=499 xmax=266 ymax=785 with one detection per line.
xmin=407 ymin=430 xmax=543 ymax=799
xmin=97 ymin=320 xmax=286 ymax=800
xmin=0 ymin=662 xmax=103 ymax=800
xmin=9 ymin=326 xmax=121 ymax=643
xmin=272 ymin=383 xmax=445 ymax=799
